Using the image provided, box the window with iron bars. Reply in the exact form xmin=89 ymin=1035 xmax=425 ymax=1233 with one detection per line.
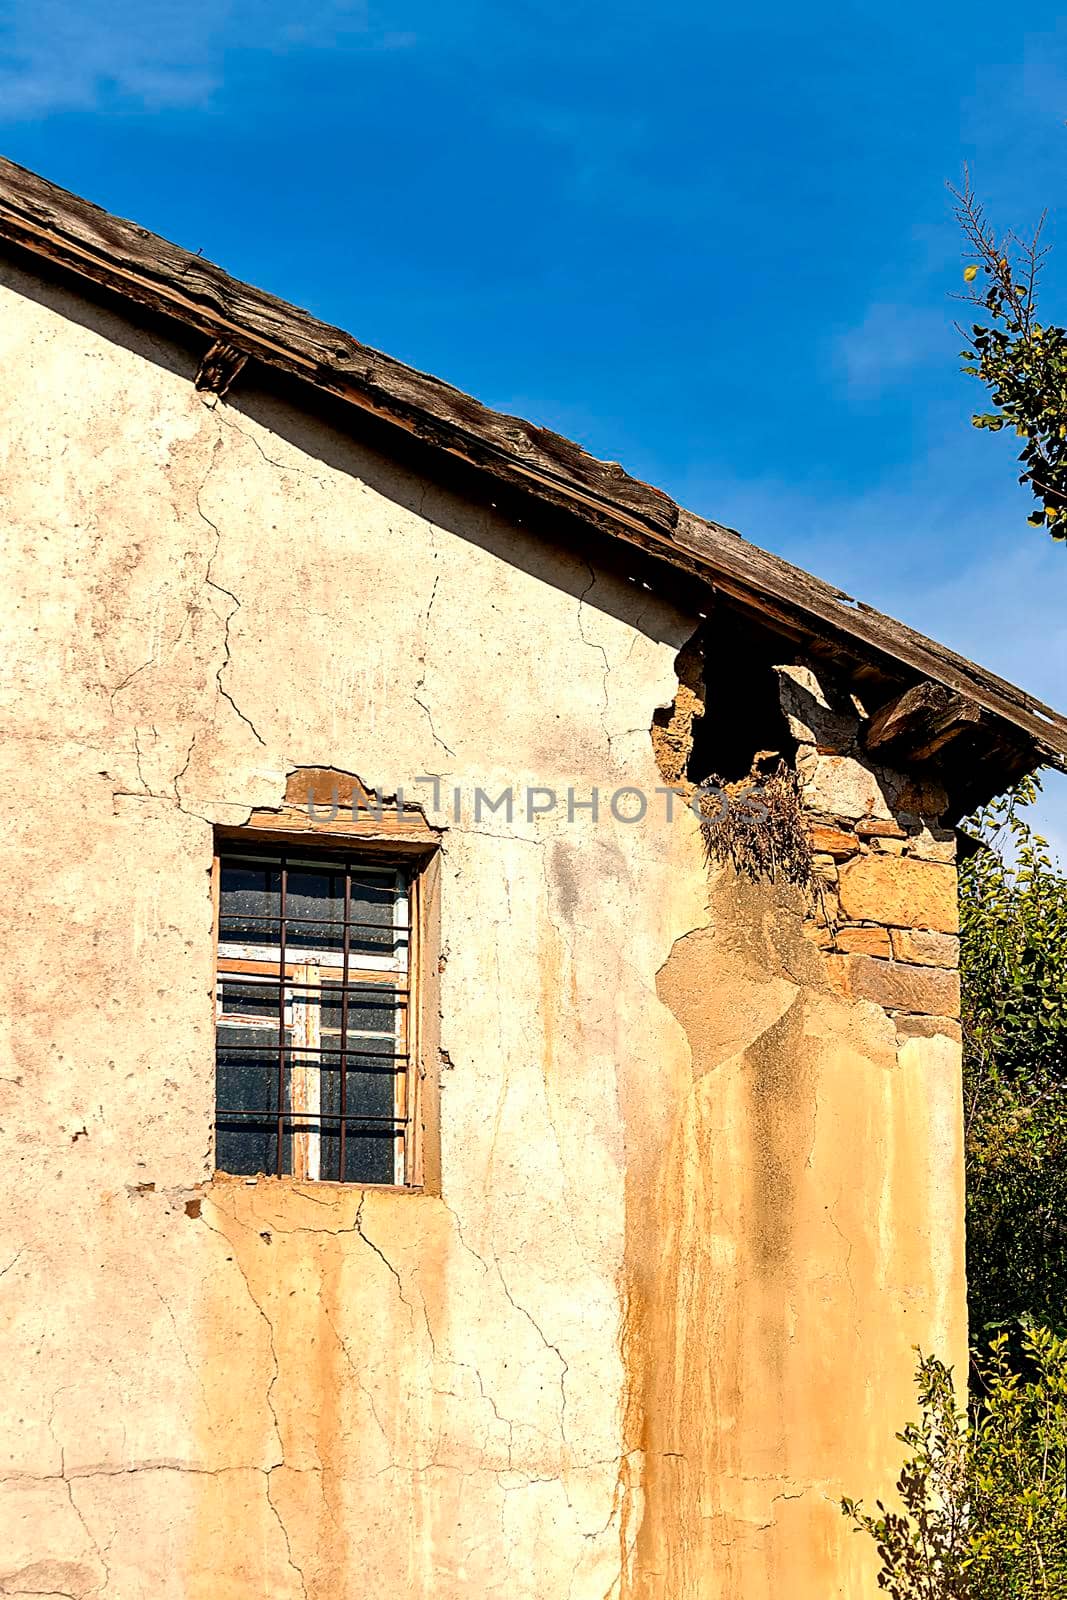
xmin=214 ymin=843 xmax=414 ymax=1185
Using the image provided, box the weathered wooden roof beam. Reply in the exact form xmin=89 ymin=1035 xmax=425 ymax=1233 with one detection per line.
xmin=863 ymin=681 xmax=984 ymax=765
xmin=0 ymin=154 xmax=1063 ymax=779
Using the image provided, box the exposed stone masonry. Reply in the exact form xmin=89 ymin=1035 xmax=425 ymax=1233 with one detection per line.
xmin=778 ymin=663 xmax=962 ymax=1046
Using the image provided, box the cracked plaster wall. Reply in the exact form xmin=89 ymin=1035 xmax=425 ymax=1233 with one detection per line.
xmin=0 ymin=261 xmax=964 ymax=1598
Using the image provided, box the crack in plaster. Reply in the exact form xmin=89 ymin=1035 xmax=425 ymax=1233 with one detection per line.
xmin=0 ymin=1250 xmax=23 ymax=1281
xmin=0 ymin=1462 xmax=326 ymax=1485
xmin=350 ymin=1193 xmax=434 ymax=1350
xmin=265 ymin=1467 xmax=309 ymax=1600
xmin=436 ymin=1197 xmax=571 ymax=1453
xmin=825 ymin=1191 xmax=862 ymax=1339
xmin=577 ymin=562 xmax=612 ymax=755
xmin=107 ymin=655 xmax=154 ymax=712
xmin=492 ymin=1258 xmax=570 ymax=1446
xmin=412 ymin=534 xmax=456 ymax=758
xmin=171 ymin=730 xmax=208 ymax=823
xmin=147 ymin=1277 xmax=208 ymax=1411
xmin=319 ymin=1297 xmax=391 ymax=1445
xmin=210 ymin=400 xmax=327 ymax=487
xmin=534 ymin=855 xmax=598 ymax=1263
xmin=63 ymin=1479 xmax=109 ymax=1600
xmin=131 ymin=727 xmax=157 ymax=798
xmin=195 ymin=442 xmax=265 ymax=749
xmin=197 ymin=1209 xmax=284 ymax=1462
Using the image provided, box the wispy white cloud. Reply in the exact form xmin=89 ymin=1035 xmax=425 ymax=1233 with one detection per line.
xmin=0 ymin=0 xmax=408 ymax=120
xmin=834 ymin=301 xmax=953 ymax=393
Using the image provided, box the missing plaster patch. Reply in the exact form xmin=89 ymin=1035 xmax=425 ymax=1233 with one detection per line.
xmin=651 ymin=632 xmax=705 ymax=786
xmin=653 ymin=611 xmax=797 ymax=790
xmin=693 ymin=608 xmax=795 ymax=784
xmin=223 ymin=767 xmax=443 ymax=840
xmin=653 ymin=613 xmax=811 ymax=886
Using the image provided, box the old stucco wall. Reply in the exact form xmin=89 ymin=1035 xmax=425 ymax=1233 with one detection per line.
xmin=0 ymin=260 xmax=965 ymax=1599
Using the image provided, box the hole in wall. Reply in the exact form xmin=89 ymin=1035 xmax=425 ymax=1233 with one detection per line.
xmin=653 ymin=607 xmax=797 ymax=788
xmin=691 ymin=608 xmax=795 ymax=783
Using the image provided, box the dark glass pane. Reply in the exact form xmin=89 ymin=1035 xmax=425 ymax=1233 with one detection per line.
xmin=219 ymin=860 xmax=280 ymax=945
xmin=340 ymin=1131 xmax=396 ymax=1185
xmin=215 ymin=1024 xmax=291 ymax=1176
xmin=219 ymin=979 xmax=283 ymax=1020
xmin=317 ymin=983 xmax=399 ymax=1037
xmin=350 ymin=877 xmax=400 ymax=959
xmin=286 ymin=866 xmax=345 ymax=952
xmin=319 ymin=1050 xmax=398 ymax=1184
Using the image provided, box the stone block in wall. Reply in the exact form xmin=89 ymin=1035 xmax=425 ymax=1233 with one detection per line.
xmin=895 ymin=1013 xmax=963 ymax=1044
xmin=776 ymin=662 xmax=859 ymax=750
xmin=889 ymin=929 xmax=960 ymax=970
xmin=907 ymin=826 xmax=958 ymax=865
xmin=803 ymin=754 xmax=893 ymax=821
xmin=838 ymin=855 xmax=958 ymax=933
xmin=809 ymin=823 xmax=859 ymax=859
xmin=834 ymin=926 xmax=892 ymax=958
xmin=846 ymin=956 xmax=961 ymax=1016
xmin=855 ymin=817 xmax=906 ymax=839
xmin=884 ymin=774 xmax=949 ymax=819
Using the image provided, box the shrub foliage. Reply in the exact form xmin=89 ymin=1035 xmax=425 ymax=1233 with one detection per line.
xmin=961 ymin=779 xmax=1067 ymax=1341
xmin=843 ymin=1330 xmax=1067 ymax=1598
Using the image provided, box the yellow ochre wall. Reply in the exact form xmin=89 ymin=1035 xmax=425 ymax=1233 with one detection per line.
xmin=0 ymin=259 xmax=965 ymax=1598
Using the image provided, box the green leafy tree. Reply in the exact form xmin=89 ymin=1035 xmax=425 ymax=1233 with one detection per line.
xmin=960 ymin=779 xmax=1067 ymax=1340
xmin=844 ymin=1329 xmax=1067 ymax=1597
xmin=953 ymin=175 xmax=1067 ymax=538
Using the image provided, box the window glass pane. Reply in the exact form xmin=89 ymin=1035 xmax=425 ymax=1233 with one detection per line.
xmin=215 ymin=1023 xmax=292 ymax=1176
xmin=319 ymin=1050 xmax=398 ymax=1184
xmin=214 ymin=849 xmax=412 ymax=1184
xmin=351 ymin=876 xmax=403 ymax=962
xmin=286 ymin=865 xmax=345 ymax=953
xmin=317 ymin=983 xmax=399 ymax=1037
xmin=219 ymin=860 xmax=280 ymax=946
xmin=219 ymin=978 xmax=283 ymax=1021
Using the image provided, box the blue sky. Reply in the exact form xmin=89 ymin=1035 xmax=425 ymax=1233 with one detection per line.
xmin=2 ymin=0 xmax=1066 ymax=852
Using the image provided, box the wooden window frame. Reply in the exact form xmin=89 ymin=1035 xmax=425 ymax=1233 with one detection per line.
xmin=211 ymin=815 xmax=439 ymax=1191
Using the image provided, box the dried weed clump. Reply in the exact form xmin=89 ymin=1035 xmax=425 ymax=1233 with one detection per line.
xmin=698 ymin=759 xmax=813 ymax=888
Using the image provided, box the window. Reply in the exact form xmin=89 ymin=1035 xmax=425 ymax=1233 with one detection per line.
xmin=213 ymin=842 xmax=416 ymax=1185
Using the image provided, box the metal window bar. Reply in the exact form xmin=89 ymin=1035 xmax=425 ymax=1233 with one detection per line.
xmin=341 ymin=869 xmax=351 ymax=1181
xmin=276 ymin=860 xmax=287 ymax=1176
xmin=218 ymin=979 xmax=411 ymax=999
xmin=218 ymin=914 xmax=405 ymax=933
xmin=215 ymin=850 xmax=409 ymax=1184
xmin=216 ymin=1044 xmax=410 ymax=1064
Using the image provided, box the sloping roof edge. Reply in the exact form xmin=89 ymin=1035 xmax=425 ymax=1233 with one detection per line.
xmin=1 ymin=154 xmax=1064 ymax=773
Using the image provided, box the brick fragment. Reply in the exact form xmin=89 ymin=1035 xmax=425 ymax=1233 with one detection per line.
xmin=834 ymin=926 xmax=892 ymax=958
xmin=809 ymin=823 xmax=858 ymax=859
